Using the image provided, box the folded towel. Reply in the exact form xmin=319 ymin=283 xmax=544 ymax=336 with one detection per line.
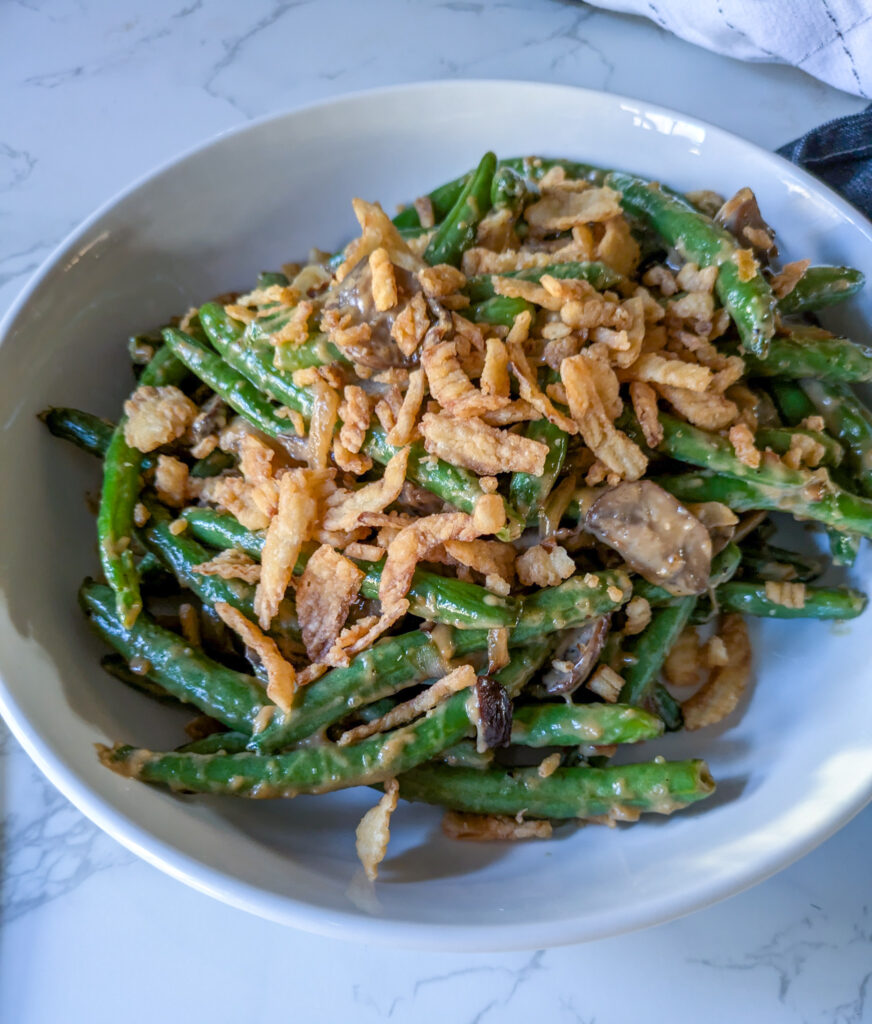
xmin=587 ymin=1 xmax=872 ymax=98
xmin=779 ymin=106 xmax=872 ymax=218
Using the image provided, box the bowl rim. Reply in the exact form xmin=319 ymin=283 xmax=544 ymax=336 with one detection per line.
xmin=2 ymin=78 xmax=872 ymax=951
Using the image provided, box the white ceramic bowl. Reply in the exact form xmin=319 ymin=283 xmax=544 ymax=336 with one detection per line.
xmin=2 ymin=81 xmax=872 ymax=951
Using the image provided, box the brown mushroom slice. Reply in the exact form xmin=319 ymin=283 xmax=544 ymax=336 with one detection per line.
xmin=539 ymin=615 xmax=611 ymax=696
xmin=322 ymin=258 xmax=422 ymax=370
xmin=715 ymin=187 xmax=778 ymax=263
xmin=586 ymin=480 xmax=712 ymax=596
xmin=473 ymin=676 xmax=512 ymax=751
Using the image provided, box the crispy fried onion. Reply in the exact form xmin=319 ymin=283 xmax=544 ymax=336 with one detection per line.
xmin=561 ymin=352 xmax=647 ymax=480
xmin=296 ymin=544 xmax=364 ymax=664
xmin=123 ymin=385 xmax=197 ymax=453
xmin=421 ymin=330 xmax=509 ymax=418
xmin=369 ymin=247 xmax=398 ymax=312
xmin=194 ymin=548 xmax=262 ymax=584
xmin=386 ymin=368 xmax=426 ymax=446
xmin=480 ymin=336 xmax=511 ymax=399
xmin=338 ymin=385 xmax=373 ymax=458
xmin=254 ymin=468 xmax=326 ymax=629
xmin=682 ymin=614 xmax=752 ymax=730
xmin=213 ymin=601 xmax=296 ymax=714
xmin=771 ymin=259 xmax=811 ymax=300
xmin=355 ymin=778 xmax=399 ymax=881
xmin=390 ymin=291 xmax=430 ymax=358
xmin=656 ymin=383 xmax=738 ymax=430
xmin=506 ymin=338 xmax=577 ymax=434
xmin=379 ymin=512 xmax=490 ymax=621
xmin=516 ymin=544 xmax=575 ymax=587
xmin=629 ymin=381 xmax=663 ymax=448
xmin=322 ymin=446 xmax=410 ymax=532
xmin=442 ymin=811 xmax=552 ymax=840
xmin=420 ymin=411 xmax=547 ymax=476
xmin=586 ymin=664 xmax=625 ymax=703
xmin=338 ymin=664 xmax=476 ymax=747
xmin=443 ymin=537 xmax=516 ymax=584
xmin=625 ymin=352 xmax=713 ymax=393
xmin=307 ymin=378 xmax=341 ymax=469
xmin=336 ymin=199 xmax=423 ymax=282
xmin=525 ymin=185 xmax=622 ymax=232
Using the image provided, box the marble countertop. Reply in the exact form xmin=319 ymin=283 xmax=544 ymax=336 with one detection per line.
xmin=2 ymin=2 xmax=870 ymax=1021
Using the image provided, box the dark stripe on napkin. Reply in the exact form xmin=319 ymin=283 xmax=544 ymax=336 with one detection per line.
xmin=777 ymin=106 xmax=872 ymax=219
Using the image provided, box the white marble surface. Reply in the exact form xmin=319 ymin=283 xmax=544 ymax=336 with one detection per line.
xmin=1 ymin=2 xmax=870 ymax=1021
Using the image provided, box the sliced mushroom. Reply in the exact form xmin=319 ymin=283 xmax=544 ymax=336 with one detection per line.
xmin=715 ymin=187 xmax=778 ymax=263
xmin=538 ymin=615 xmax=611 ymax=696
xmin=586 ymin=480 xmax=712 ymax=596
xmin=322 ymin=257 xmax=422 ymax=370
xmin=473 ymin=676 xmax=512 ymax=751
xmin=188 ymin=393 xmax=227 ymax=447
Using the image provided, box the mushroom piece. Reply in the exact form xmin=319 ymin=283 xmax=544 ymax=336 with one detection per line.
xmin=538 ymin=615 xmax=611 ymax=696
xmin=586 ymin=480 xmax=712 ymax=596
xmin=322 ymin=257 xmax=421 ymax=370
xmin=715 ymin=187 xmax=778 ymax=263
xmin=473 ymin=676 xmax=512 ymax=750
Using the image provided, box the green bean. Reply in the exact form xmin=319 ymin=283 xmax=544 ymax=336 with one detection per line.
xmin=618 ymin=598 xmax=695 ymax=726
xmin=162 ymin=328 xmax=306 ymax=452
xmin=778 ymin=265 xmax=865 ymax=315
xmin=256 ymin=271 xmax=290 ymax=289
xmin=40 ymin=407 xmax=114 ymax=458
xmin=607 ymin=171 xmax=776 ymax=356
xmin=189 ymin=448 xmax=236 ymax=478
xmin=179 ymin=507 xmax=265 ymax=558
xmin=97 ymin=345 xmax=186 ymax=628
xmin=799 ymin=379 xmax=872 ymax=497
xmin=755 ymin=426 xmax=844 ymax=467
xmin=651 ymin=685 xmax=684 ymax=732
xmin=659 ymin=468 xmax=872 ymax=538
xmin=489 ymin=165 xmax=532 ymax=214
xmin=739 ymin=543 xmax=825 ymax=583
xmin=713 ymin=581 xmax=867 ymax=619
xmin=394 ymin=760 xmax=715 ymax=820
xmin=100 ymin=654 xmax=181 ymax=707
xmin=177 ymin=731 xmax=249 ymax=755
xmin=499 ymin=156 xmax=605 ymax=186
xmin=198 ymin=303 xmax=500 ymax=524
xmin=829 ymin=529 xmax=861 ymax=567
xmin=631 ymin=411 xmax=872 ymax=537
xmin=437 ymin=741 xmax=494 ymax=769
xmin=740 ymin=327 xmax=872 ymax=383
xmin=769 ymin=378 xmax=816 ymax=424
xmin=252 ymin=570 xmax=632 ymax=751
xmin=393 ymin=173 xmax=471 ymax=232
xmin=81 ymin=581 xmax=265 ymax=732
xmin=199 ymin=303 xmax=316 ymax=414
xmin=635 ymin=542 xmax=741 ymax=606
xmin=139 ymin=500 xmax=301 ymax=644
xmin=469 ymin=296 xmax=534 ymax=327
xmin=509 ymin=703 xmax=663 ymax=747
xmin=41 ymin=403 xmax=234 ymax=487
xmin=392 ymin=156 xmax=603 ymax=234
xmin=362 ymin=426 xmax=517 ymax=536
xmin=178 ymin=508 xmax=520 ymax=628
xmin=424 ymin=152 xmax=496 ymax=267
xmin=98 ymin=646 xmax=549 ymax=796
xmin=271 ymin=333 xmax=344 ymax=373
xmin=465 ymin=261 xmax=622 ymax=303
xmin=508 ymin=419 xmax=569 ymax=521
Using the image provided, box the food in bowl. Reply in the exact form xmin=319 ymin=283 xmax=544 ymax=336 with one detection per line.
xmin=43 ymin=152 xmax=868 ymax=879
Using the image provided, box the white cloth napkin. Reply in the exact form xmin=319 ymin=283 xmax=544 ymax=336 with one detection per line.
xmin=588 ymin=0 xmax=872 ymax=98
